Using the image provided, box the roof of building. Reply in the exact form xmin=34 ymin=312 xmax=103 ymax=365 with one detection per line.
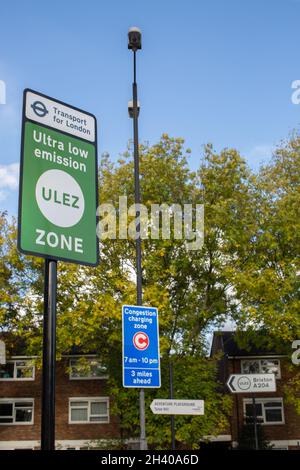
xmin=211 ymin=330 xmax=288 ymax=357
xmin=0 ymin=332 xmax=99 ymax=357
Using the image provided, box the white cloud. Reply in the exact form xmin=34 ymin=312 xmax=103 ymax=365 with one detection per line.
xmin=0 ymin=163 xmax=19 ymax=200
xmin=0 ymin=189 xmax=8 ymax=202
xmin=0 ymin=103 xmax=19 ymax=132
xmin=0 ymin=80 xmax=6 ymax=105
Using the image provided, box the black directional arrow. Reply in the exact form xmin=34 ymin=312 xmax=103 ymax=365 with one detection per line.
xmin=227 ymin=375 xmax=236 ymax=392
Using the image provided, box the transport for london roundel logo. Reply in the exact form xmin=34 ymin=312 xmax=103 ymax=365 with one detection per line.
xmin=133 ymin=332 xmax=149 ymax=351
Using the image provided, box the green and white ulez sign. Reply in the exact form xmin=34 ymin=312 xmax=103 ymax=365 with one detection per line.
xmin=18 ymin=89 xmax=99 ymax=265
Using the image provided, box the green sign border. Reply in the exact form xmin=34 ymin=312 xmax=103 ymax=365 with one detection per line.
xmin=18 ymin=88 xmax=99 ymax=266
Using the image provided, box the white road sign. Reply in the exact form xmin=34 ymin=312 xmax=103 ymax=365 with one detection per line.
xmin=0 ymin=340 xmax=6 ymax=364
xmin=25 ymin=90 xmax=96 ymax=142
xmin=150 ymin=399 xmax=204 ymax=415
xmin=227 ymin=374 xmax=276 ymax=393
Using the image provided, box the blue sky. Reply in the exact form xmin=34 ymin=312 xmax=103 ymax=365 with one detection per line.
xmin=1 ymin=0 xmax=300 ymax=215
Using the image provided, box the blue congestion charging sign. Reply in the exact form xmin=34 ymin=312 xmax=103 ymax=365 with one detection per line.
xmin=122 ymin=305 xmax=161 ymax=388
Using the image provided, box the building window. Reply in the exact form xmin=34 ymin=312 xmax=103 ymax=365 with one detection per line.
xmin=241 ymin=359 xmax=281 ymax=379
xmin=0 ymin=360 xmax=35 ymax=380
xmin=0 ymin=399 xmax=34 ymax=425
xmin=243 ymin=398 xmax=284 ymax=425
xmin=69 ymin=357 xmax=107 ymax=380
xmin=69 ymin=398 xmax=109 ymax=424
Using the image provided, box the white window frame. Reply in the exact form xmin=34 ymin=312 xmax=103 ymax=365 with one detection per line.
xmin=69 ymin=397 xmax=110 ymax=424
xmin=0 ymin=359 xmax=35 ymax=381
xmin=243 ymin=398 xmax=285 ymax=425
xmin=0 ymin=398 xmax=34 ymax=425
xmin=69 ymin=357 xmax=108 ymax=380
xmin=241 ymin=358 xmax=281 ymax=379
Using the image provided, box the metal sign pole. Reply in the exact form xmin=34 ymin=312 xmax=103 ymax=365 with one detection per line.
xmin=128 ymin=26 xmax=147 ymax=451
xmin=132 ymin=50 xmax=147 ymax=452
xmin=252 ymin=396 xmax=259 ymax=450
xmin=169 ymin=360 xmax=175 ymax=450
xmin=41 ymin=259 xmax=57 ymax=450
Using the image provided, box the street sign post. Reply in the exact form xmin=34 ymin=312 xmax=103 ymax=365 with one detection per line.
xmin=122 ymin=305 xmax=160 ymax=388
xmin=18 ymin=89 xmax=98 ymax=266
xmin=150 ymin=399 xmax=204 ymax=415
xmin=227 ymin=373 xmax=276 ymax=450
xmin=226 ymin=373 xmax=276 ymax=393
xmin=18 ymin=89 xmax=98 ymax=450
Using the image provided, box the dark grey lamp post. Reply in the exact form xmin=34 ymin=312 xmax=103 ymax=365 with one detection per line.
xmin=128 ymin=26 xmax=147 ymax=451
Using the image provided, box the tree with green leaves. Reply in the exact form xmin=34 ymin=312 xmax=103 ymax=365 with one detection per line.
xmin=2 ymin=134 xmax=265 ymax=448
xmin=231 ymin=133 xmax=300 ymax=343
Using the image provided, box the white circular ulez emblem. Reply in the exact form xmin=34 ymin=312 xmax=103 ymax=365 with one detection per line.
xmin=237 ymin=376 xmax=251 ymax=390
xmin=35 ymin=169 xmax=85 ymax=228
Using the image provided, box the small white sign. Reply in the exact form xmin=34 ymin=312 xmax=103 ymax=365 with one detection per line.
xmin=25 ymin=90 xmax=95 ymax=142
xmin=227 ymin=374 xmax=276 ymax=393
xmin=0 ymin=341 xmax=6 ymax=365
xmin=150 ymin=399 xmax=204 ymax=415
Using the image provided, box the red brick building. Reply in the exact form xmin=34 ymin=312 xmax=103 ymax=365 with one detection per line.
xmin=3 ymin=331 xmax=300 ymax=450
xmin=210 ymin=331 xmax=300 ymax=450
xmin=0 ymin=348 xmax=121 ymax=450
